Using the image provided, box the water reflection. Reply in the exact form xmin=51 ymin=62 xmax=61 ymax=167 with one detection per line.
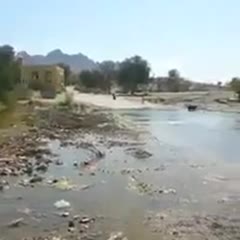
xmin=120 ymin=109 xmax=240 ymax=163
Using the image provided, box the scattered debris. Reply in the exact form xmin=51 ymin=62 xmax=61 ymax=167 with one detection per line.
xmin=107 ymin=232 xmax=127 ymax=240
xmin=53 ymin=178 xmax=74 ymax=191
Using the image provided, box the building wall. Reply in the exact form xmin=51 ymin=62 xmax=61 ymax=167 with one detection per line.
xmin=21 ymin=65 xmax=64 ymax=91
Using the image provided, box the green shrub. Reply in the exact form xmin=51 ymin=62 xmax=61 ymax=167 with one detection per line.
xmin=58 ymin=92 xmax=73 ymax=107
xmin=14 ymin=84 xmax=33 ymax=100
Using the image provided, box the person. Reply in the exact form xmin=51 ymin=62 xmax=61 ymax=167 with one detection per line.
xmin=112 ymin=93 xmax=116 ymax=100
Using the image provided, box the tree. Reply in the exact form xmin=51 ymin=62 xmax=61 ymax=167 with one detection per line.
xmin=0 ymin=45 xmax=20 ymax=103
xmin=168 ymin=69 xmax=180 ymax=79
xmin=118 ymin=56 xmax=150 ymax=94
xmin=230 ymin=77 xmax=240 ymax=101
xmin=166 ymin=69 xmax=181 ymax=92
xmin=57 ymin=63 xmax=71 ymax=85
xmin=217 ymin=81 xmax=222 ymax=89
xmin=79 ymin=70 xmax=105 ymax=90
xmin=99 ymin=61 xmax=117 ymax=93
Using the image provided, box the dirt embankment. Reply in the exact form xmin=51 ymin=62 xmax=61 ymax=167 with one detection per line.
xmin=68 ymin=87 xmax=240 ymax=113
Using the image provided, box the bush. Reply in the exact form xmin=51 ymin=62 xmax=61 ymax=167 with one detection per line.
xmin=14 ymin=84 xmax=33 ymax=100
xmin=58 ymin=92 xmax=74 ymax=107
xmin=0 ymin=91 xmax=17 ymax=109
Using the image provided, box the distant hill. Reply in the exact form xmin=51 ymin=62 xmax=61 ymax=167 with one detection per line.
xmin=17 ymin=49 xmax=97 ymax=72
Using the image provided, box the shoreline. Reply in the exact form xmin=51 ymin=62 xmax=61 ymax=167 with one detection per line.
xmin=68 ymin=88 xmax=240 ymax=113
xmin=0 ymin=100 xmax=240 ymax=239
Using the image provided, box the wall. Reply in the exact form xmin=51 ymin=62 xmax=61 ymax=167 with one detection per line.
xmin=21 ymin=65 xmax=64 ymax=91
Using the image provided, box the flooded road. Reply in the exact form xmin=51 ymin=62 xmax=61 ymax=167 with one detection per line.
xmin=1 ymin=109 xmax=240 ymax=239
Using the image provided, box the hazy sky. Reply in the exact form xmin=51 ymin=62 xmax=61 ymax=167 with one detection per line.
xmin=1 ymin=0 xmax=240 ymax=82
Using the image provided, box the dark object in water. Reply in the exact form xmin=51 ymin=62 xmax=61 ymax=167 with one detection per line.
xmin=187 ymin=105 xmax=198 ymax=111
xmin=112 ymin=93 xmax=116 ymax=100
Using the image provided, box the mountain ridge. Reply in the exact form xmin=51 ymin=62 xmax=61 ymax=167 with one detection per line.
xmin=17 ymin=49 xmax=98 ymax=72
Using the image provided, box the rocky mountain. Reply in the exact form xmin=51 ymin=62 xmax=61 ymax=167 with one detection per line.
xmin=17 ymin=49 xmax=97 ymax=72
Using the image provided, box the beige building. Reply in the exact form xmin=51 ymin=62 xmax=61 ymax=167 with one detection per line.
xmin=21 ymin=64 xmax=65 ymax=91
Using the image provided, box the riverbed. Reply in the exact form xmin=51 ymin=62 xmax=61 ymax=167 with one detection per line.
xmin=1 ymin=108 xmax=240 ymax=239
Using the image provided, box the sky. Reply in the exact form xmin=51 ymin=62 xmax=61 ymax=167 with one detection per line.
xmin=1 ymin=0 xmax=240 ymax=82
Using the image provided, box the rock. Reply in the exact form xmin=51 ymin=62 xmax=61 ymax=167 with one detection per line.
xmin=54 ymin=199 xmax=71 ymax=209
xmin=129 ymin=149 xmax=152 ymax=159
xmin=29 ymin=175 xmax=43 ymax=183
xmin=68 ymin=220 xmax=75 ymax=233
xmin=24 ymin=165 xmax=33 ymax=175
xmin=172 ymin=230 xmax=179 ymax=236
xmin=59 ymin=212 xmax=70 ymax=218
xmin=55 ymin=159 xmax=63 ymax=166
xmin=73 ymin=161 xmax=78 ymax=167
xmin=36 ymin=163 xmax=48 ymax=172
xmin=7 ymin=218 xmax=25 ymax=228
xmin=68 ymin=220 xmax=75 ymax=228
xmin=211 ymin=222 xmax=223 ymax=229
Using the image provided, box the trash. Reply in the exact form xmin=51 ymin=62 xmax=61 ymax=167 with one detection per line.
xmin=52 ymin=237 xmax=61 ymax=240
xmin=19 ymin=179 xmax=30 ymax=187
xmin=80 ymin=159 xmax=99 ymax=172
xmin=8 ymin=218 xmax=25 ymax=228
xmin=73 ymin=215 xmax=80 ymax=220
xmin=204 ymin=175 xmax=229 ymax=183
xmin=54 ymin=178 xmax=74 ymax=190
xmin=47 ymin=178 xmax=59 ymax=185
xmin=163 ymin=188 xmax=177 ymax=194
xmin=18 ymin=207 xmax=32 ymax=215
xmin=79 ymin=184 xmax=93 ymax=191
xmin=0 ymin=179 xmax=9 ymax=191
xmin=107 ymin=232 xmax=127 ymax=240
xmin=59 ymin=211 xmax=70 ymax=218
xmin=54 ymin=199 xmax=71 ymax=209
xmin=79 ymin=216 xmax=94 ymax=224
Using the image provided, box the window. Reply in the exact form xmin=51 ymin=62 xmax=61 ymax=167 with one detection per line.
xmin=32 ymin=71 xmax=39 ymax=80
xmin=45 ymin=71 xmax=52 ymax=83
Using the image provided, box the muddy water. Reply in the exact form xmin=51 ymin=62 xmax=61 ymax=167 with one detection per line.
xmin=1 ymin=109 xmax=240 ymax=239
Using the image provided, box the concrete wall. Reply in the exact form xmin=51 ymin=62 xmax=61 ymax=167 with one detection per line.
xmin=21 ymin=65 xmax=64 ymax=91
